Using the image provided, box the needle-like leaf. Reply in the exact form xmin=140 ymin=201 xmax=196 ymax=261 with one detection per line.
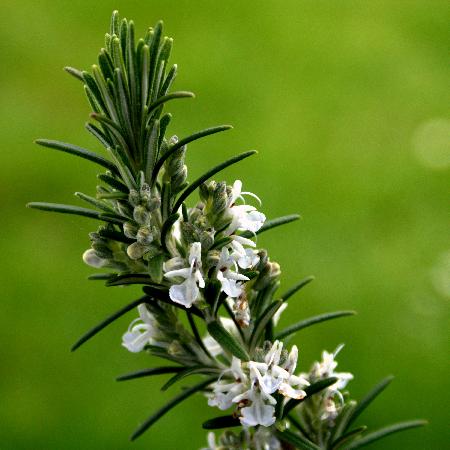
xmin=161 ymin=366 xmax=221 ymax=391
xmin=172 ymin=150 xmax=257 ymax=213
xmin=116 ymin=366 xmax=183 ymax=381
xmin=345 ymin=375 xmax=395 ymax=430
xmin=346 ymin=420 xmax=427 ymax=449
xmin=280 ymin=275 xmax=315 ymax=302
xmin=151 ymin=124 xmax=232 ymax=182
xmin=332 ymin=426 xmax=367 ymax=449
xmin=27 ymin=202 xmax=102 ymax=220
xmin=275 ymin=311 xmax=356 ymax=340
xmin=275 ymin=428 xmax=321 ymax=450
xmin=240 ymin=214 xmax=301 ymax=239
xmin=202 ymin=415 xmax=241 ymax=430
xmin=35 ymin=139 xmax=117 ymax=173
xmin=71 ymin=295 xmax=148 ymax=351
xmin=207 ymin=320 xmax=249 ymax=361
xmin=130 ymin=377 xmax=215 ymax=441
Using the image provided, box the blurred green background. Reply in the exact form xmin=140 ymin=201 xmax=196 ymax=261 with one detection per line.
xmin=1 ymin=1 xmax=448 ymax=449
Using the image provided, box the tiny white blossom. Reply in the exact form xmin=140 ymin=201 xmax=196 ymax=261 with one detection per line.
xmin=230 ymin=235 xmax=260 ymax=269
xmin=313 ymin=345 xmax=353 ymax=391
xmin=226 ymin=180 xmax=266 ymax=234
xmin=164 ymin=242 xmax=205 ymax=307
xmin=208 ymin=356 xmax=247 ymax=410
xmin=122 ymin=304 xmax=160 ymax=353
xmin=235 ymin=388 xmax=277 ymax=427
xmin=216 ymin=247 xmax=249 ymax=298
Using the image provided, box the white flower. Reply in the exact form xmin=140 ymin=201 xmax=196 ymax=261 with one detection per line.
xmin=250 ymin=342 xmax=309 ymax=402
xmin=216 ymin=247 xmax=249 ymax=298
xmin=301 ymin=345 xmax=354 ymax=422
xmin=207 ymin=340 xmax=308 ymax=428
xmin=164 ymin=242 xmax=205 ymax=307
xmin=122 ymin=304 xmax=160 ymax=353
xmin=313 ymin=345 xmax=353 ymax=391
xmin=208 ymin=357 xmax=247 ymax=410
xmin=226 ymin=180 xmax=266 ymax=234
xmin=234 ymin=388 xmax=277 ymax=427
xmin=82 ymin=249 xmax=108 ymax=268
xmin=230 ymin=235 xmax=260 ymax=269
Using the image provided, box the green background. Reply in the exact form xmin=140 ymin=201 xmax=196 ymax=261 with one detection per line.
xmin=1 ymin=1 xmax=448 ymax=449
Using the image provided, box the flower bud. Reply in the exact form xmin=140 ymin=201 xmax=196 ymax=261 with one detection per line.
xmin=128 ymin=189 xmax=140 ymax=206
xmin=140 ymin=183 xmax=152 ymax=202
xmin=168 ymin=135 xmax=178 ymax=146
xmin=133 ymin=205 xmax=150 ymax=225
xmin=199 ymin=230 xmax=214 ymax=250
xmin=163 ymin=256 xmax=185 ymax=272
xmin=146 ymin=196 xmax=161 ymax=212
xmin=167 ymin=340 xmax=184 ymax=356
xmin=123 ymin=221 xmax=138 ymax=239
xmin=126 ymin=242 xmax=146 ymax=260
xmin=82 ymin=249 xmax=108 ymax=268
xmin=212 ymin=182 xmax=228 ymax=215
xmin=137 ymin=226 xmax=153 ymax=245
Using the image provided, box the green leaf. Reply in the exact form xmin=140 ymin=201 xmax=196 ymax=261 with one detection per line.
xmin=98 ymin=212 xmax=129 ymax=225
xmin=146 ymin=91 xmax=194 ymax=118
xmin=87 ymin=273 xmax=117 ymax=281
xmin=97 ymin=174 xmax=129 ymax=193
xmin=106 ymin=273 xmax=154 ymax=286
xmin=202 ymin=415 xmax=240 ymax=430
xmin=332 ymin=426 xmax=367 ymax=449
xmin=275 ymin=311 xmax=356 ymax=340
xmin=130 ymin=377 xmax=215 ymax=441
xmin=345 ymin=375 xmax=395 ymax=430
xmin=280 ymin=275 xmax=315 ymax=301
xmin=275 ymin=428 xmax=321 ymax=450
xmin=172 ymin=150 xmax=257 ymax=213
xmin=249 ymin=300 xmax=283 ymax=351
xmin=98 ymin=228 xmax=133 ymax=244
xmin=151 ymin=124 xmax=233 ymax=183
xmin=85 ymin=122 xmax=113 ymax=150
xmin=187 ymin=312 xmax=214 ymax=360
xmin=240 ymin=214 xmax=300 ymax=239
xmin=71 ymin=295 xmax=148 ymax=351
xmin=35 ymin=139 xmax=117 ymax=173
xmin=116 ymin=366 xmax=183 ymax=382
xmin=283 ymin=377 xmax=338 ymax=416
xmin=64 ymin=66 xmax=84 ymax=81
xmin=347 ymin=420 xmax=427 ymax=449
xmin=144 ymin=119 xmax=160 ymax=179
xmin=110 ymin=10 xmax=120 ymax=36
xmin=207 ymin=320 xmax=249 ymax=361
xmin=75 ymin=192 xmax=113 ymax=213
xmin=27 ymin=202 xmax=102 ymax=220
xmin=160 ymin=64 xmax=177 ymax=97
xmin=161 ymin=366 xmax=221 ymax=391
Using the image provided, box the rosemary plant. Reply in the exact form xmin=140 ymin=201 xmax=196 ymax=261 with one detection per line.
xmin=28 ymin=11 xmax=426 ymax=450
